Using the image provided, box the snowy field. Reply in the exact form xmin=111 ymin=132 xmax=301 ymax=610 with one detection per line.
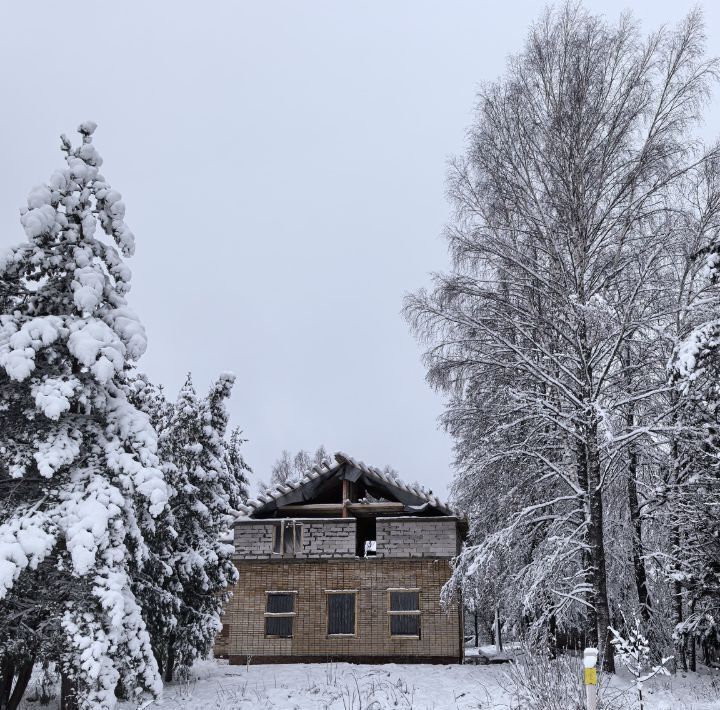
xmin=85 ymin=657 xmax=720 ymax=710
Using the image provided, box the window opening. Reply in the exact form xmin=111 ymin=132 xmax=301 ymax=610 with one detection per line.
xmin=264 ymin=591 xmax=297 ymax=637
xmin=388 ymin=589 xmax=420 ymax=638
xmin=273 ymin=521 xmax=303 ymax=556
xmin=326 ymin=591 xmax=357 ymax=636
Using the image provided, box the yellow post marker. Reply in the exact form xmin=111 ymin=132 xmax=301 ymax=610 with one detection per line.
xmin=583 ymin=648 xmax=598 ymax=710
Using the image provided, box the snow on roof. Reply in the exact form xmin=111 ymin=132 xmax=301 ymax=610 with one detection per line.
xmin=242 ymin=451 xmax=460 ymax=518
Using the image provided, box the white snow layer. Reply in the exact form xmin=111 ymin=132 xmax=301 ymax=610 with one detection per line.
xmin=110 ymin=658 xmax=720 ymax=710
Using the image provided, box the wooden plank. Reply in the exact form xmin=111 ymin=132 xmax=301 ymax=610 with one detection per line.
xmin=278 ymin=502 xmax=406 ymax=515
xmin=279 ymin=504 xmax=344 ymax=513
xmin=341 ymin=479 xmax=349 ymax=518
xmin=347 ymin=502 xmax=405 ymax=514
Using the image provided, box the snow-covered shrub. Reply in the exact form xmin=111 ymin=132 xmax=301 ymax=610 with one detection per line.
xmin=610 ymin=621 xmax=672 ymax=710
xmin=503 ymin=650 xmax=585 ymax=710
xmin=502 ymin=647 xmax=623 ymax=710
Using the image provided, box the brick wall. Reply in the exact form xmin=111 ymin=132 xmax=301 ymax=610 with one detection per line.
xmin=234 ymin=516 xmax=461 ymax=560
xmin=234 ymin=521 xmax=275 ymax=557
xmin=234 ymin=518 xmax=356 ymax=559
xmin=219 ymin=558 xmax=462 ymax=663
xmin=376 ymin=518 xmax=459 ymax=559
xmin=299 ymin=519 xmax=355 ymax=557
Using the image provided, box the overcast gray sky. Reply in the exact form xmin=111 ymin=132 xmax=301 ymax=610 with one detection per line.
xmin=2 ymin=1 xmax=718 ymax=497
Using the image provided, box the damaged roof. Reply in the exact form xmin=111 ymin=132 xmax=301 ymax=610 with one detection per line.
xmin=243 ymin=452 xmax=460 ymax=519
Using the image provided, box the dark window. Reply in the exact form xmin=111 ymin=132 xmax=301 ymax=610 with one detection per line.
xmin=265 ymin=616 xmax=292 ymax=639
xmin=327 ymin=592 xmax=356 ymax=635
xmin=265 ymin=616 xmax=293 ymax=637
xmin=390 ymin=591 xmax=419 ymax=611
xmin=266 ymin=593 xmax=295 ymax=614
xmin=264 ymin=592 xmax=296 ymax=637
xmin=391 ymin=614 xmax=420 ymax=636
xmin=273 ymin=521 xmax=302 ymax=556
xmin=219 ymin=624 xmax=230 ymax=639
xmin=388 ymin=589 xmax=421 ymax=638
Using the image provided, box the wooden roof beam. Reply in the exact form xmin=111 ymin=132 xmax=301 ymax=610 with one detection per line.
xmin=278 ymin=502 xmax=407 ymax=515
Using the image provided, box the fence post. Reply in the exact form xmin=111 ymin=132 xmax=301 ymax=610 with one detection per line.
xmin=584 ymin=647 xmax=598 ymax=710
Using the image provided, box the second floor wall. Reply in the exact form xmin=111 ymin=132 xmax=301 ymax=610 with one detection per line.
xmin=233 ymin=516 xmax=461 ymax=560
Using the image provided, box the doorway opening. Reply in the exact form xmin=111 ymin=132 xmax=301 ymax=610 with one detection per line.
xmin=355 ymin=517 xmax=377 ymax=557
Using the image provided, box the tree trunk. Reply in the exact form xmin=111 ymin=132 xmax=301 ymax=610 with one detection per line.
xmin=473 ymin=609 xmax=479 ymax=648
xmin=671 ymin=548 xmax=687 ymax=670
xmin=0 ymin=658 xmax=15 ymax=710
xmin=548 ymin=612 xmax=558 ymax=659
xmin=114 ymin=680 xmax=127 ymax=701
xmin=669 ymin=427 xmax=688 ymax=674
xmin=627 ymin=468 xmax=651 ymax=622
xmin=689 ymin=635 xmax=697 ymax=672
xmin=576 ymin=436 xmax=596 ymax=645
xmin=494 ymin=602 xmax=503 ymax=652
xmin=689 ymin=600 xmax=697 ymax=672
xmin=669 ymin=466 xmax=688 ymax=676
xmin=587 ymin=422 xmax=615 ymax=673
xmin=6 ymin=661 xmax=33 ymax=710
xmin=60 ymin=675 xmax=78 ymax=710
xmin=624 ymin=383 xmax=652 ymax=623
xmin=672 ymin=580 xmax=687 ymax=673
xmin=164 ymin=638 xmax=176 ymax=683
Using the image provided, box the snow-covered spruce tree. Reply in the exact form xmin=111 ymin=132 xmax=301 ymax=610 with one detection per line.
xmin=154 ymin=374 xmax=246 ymax=682
xmin=0 ymin=123 xmax=167 ymax=709
xmin=406 ymin=7 xmax=719 ymax=671
xmin=124 ymin=373 xmax=180 ymax=683
xmin=126 ymin=372 xmax=251 ymax=681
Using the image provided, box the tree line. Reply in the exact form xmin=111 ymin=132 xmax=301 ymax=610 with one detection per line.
xmin=406 ymin=4 xmax=720 ymax=673
xmin=0 ymin=123 xmax=250 ymax=709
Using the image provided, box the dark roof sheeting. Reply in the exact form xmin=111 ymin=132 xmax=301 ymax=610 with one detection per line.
xmin=243 ymin=451 xmax=459 ymax=519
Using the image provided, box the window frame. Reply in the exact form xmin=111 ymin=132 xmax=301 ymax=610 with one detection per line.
xmin=263 ymin=590 xmax=298 ymax=638
xmin=325 ymin=589 xmax=358 ymax=637
xmin=387 ymin=587 xmax=421 ymax=639
xmin=272 ymin=520 xmax=303 ymax=557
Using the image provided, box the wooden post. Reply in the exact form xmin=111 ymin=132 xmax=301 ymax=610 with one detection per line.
xmin=341 ymin=480 xmax=349 ymax=518
xmin=584 ymin=647 xmax=598 ymax=710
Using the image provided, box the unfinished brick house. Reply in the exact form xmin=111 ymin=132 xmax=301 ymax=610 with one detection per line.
xmin=216 ymin=452 xmax=466 ymax=664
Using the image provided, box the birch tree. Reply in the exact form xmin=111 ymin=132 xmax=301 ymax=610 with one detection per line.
xmin=407 ymin=5 xmax=718 ymax=671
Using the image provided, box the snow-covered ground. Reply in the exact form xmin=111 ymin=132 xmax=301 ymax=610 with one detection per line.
xmin=16 ymin=654 xmax=720 ymax=709
xmin=99 ymin=657 xmax=720 ymax=710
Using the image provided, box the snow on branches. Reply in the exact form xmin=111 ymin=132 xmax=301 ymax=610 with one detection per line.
xmin=0 ymin=123 xmax=167 ymax=709
xmin=131 ymin=372 xmax=250 ymax=682
xmin=407 ymin=5 xmax=720 ymax=672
